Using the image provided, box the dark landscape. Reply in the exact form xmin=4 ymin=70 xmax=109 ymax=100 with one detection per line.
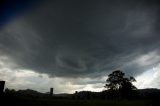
xmin=1 ymin=0 xmax=160 ymax=106
xmin=1 ymin=70 xmax=160 ymax=106
xmin=1 ymin=85 xmax=160 ymax=106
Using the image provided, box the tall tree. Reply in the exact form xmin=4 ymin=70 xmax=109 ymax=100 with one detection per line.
xmin=105 ymin=70 xmax=137 ymax=98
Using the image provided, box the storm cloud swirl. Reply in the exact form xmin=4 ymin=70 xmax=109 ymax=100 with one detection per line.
xmin=0 ymin=0 xmax=160 ymax=78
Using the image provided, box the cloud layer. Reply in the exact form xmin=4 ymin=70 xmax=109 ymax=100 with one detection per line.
xmin=0 ymin=0 xmax=160 ymax=83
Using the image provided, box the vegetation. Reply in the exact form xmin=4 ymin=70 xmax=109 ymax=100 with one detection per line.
xmin=1 ymin=70 xmax=160 ymax=105
xmin=104 ymin=70 xmax=137 ymax=99
xmin=105 ymin=70 xmax=136 ymax=90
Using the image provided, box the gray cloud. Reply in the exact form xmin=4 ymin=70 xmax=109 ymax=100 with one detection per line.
xmin=0 ymin=0 xmax=160 ymax=79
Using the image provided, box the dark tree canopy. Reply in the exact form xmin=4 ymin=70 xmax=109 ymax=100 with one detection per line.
xmin=105 ymin=70 xmax=136 ymax=90
xmin=105 ymin=70 xmax=137 ymax=98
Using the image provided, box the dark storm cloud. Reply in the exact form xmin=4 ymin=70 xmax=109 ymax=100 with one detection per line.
xmin=0 ymin=0 xmax=39 ymax=27
xmin=0 ymin=0 xmax=160 ymax=78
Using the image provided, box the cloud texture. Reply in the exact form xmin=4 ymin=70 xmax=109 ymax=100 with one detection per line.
xmin=0 ymin=0 xmax=160 ymax=92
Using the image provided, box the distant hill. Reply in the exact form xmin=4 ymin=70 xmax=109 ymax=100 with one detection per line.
xmin=137 ymin=88 xmax=160 ymax=99
xmin=138 ymin=88 xmax=160 ymax=92
xmin=54 ymin=93 xmax=72 ymax=97
xmin=16 ymin=89 xmax=44 ymax=96
xmin=4 ymin=88 xmax=160 ymax=100
xmin=16 ymin=88 xmax=160 ymax=98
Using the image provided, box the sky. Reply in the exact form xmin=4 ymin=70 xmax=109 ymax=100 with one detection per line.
xmin=0 ymin=0 xmax=160 ymax=94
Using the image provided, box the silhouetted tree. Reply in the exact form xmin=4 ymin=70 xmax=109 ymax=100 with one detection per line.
xmin=105 ymin=70 xmax=137 ymax=99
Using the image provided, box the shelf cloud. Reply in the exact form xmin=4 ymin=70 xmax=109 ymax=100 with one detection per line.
xmin=0 ymin=0 xmax=160 ymax=92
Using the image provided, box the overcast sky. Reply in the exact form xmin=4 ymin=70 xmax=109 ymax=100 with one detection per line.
xmin=0 ymin=0 xmax=160 ymax=93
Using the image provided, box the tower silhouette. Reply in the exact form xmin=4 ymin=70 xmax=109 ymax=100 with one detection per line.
xmin=50 ymin=88 xmax=54 ymax=96
xmin=0 ymin=81 xmax=5 ymax=95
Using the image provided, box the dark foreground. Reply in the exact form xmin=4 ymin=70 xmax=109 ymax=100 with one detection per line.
xmin=1 ymin=96 xmax=159 ymax=106
xmin=1 ymin=88 xmax=160 ymax=106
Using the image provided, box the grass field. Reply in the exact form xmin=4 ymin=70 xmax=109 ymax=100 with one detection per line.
xmin=3 ymin=98 xmax=156 ymax=106
xmin=30 ymin=100 xmax=149 ymax=106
